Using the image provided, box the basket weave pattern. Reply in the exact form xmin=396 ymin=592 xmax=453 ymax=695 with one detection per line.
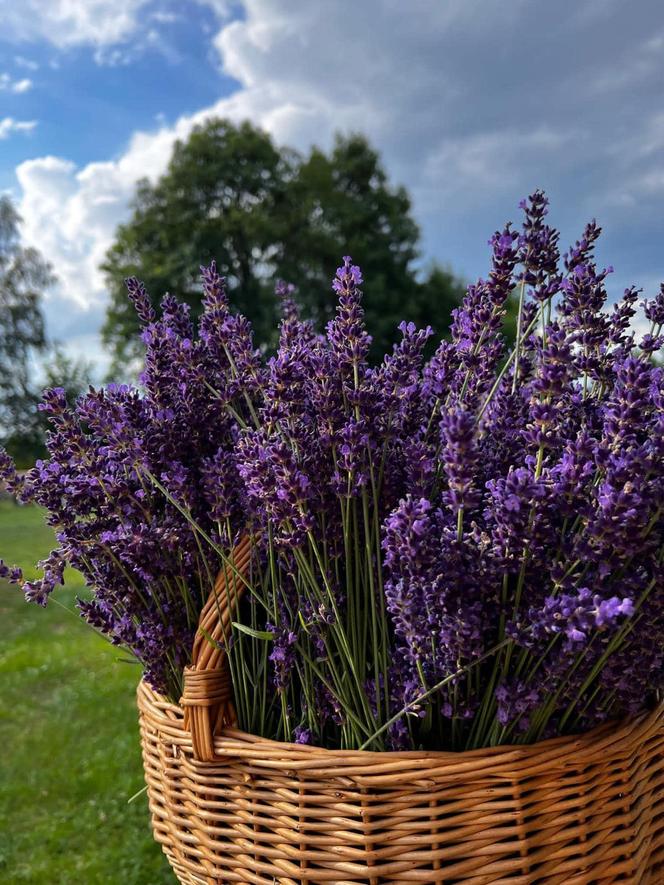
xmin=138 ymin=543 xmax=664 ymax=884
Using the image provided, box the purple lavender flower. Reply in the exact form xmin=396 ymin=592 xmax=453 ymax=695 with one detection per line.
xmin=237 ymin=430 xmax=315 ymax=547
xmin=326 ymin=256 xmax=372 ymax=375
xmin=564 ymin=219 xmax=602 ymax=272
xmin=0 ymin=560 xmax=23 ymax=584
xmin=19 ymin=549 xmax=66 ymax=606
xmin=644 ymin=283 xmax=664 ymax=327
xmin=198 ymin=261 xmax=264 ymax=399
xmin=0 ymin=448 xmax=26 ymax=498
xmin=294 ymin=725 xmax=313 ymax=744
xmin=439 ymin=405 xmax=481 ymax=512
xmin=201 ymin=445 xmax=242 ymax=530
xmin=517 ymin=587 xmax=634 ymax=652
xmin=443 ymin=225 xmax=519 ymax=407
xmin=125 ymin=276 xmax=156 ymax=327
xmin=267 ymin=622 xmax=298 ymax=693
xmin=422 ymin=339 xmax=458 ymax=403
xmin=495 ymin=680 xmax=541 ymax=731
xmin=334 ymin=416 xmax=371 ymax=495
xmin=383 ymin=496 xmax=444 ymax=676
xmin=517 ymin=190 xmax=561 ymax=303
xmin=3 ymin=198 xmax=663 ymax=754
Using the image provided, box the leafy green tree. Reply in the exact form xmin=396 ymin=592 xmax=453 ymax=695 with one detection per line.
xmin=102 ymin=121 xmax=466 ymax=366
xmin=0 ymin=197 xmax=53 ymax=464
xmin=501 ymin=291 xmax=520 ymax=349
xmin=102 ymin=119 xmax=295 ymax=367
xmin=280 ymin=135 xmax=467 ymax=357
xmin=413 ymin=263 xmax=469 ymax=340
xmin=43 ymin=346 xmax=93 ymax=404
xmin=279 ymin=135 xmax=417 ymax=347
xmin=0 ymin=197 xmax=94 ymax=467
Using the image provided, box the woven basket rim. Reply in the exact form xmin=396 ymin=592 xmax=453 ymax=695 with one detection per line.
xmin=138 ymin=678 xmax=664 ymax=775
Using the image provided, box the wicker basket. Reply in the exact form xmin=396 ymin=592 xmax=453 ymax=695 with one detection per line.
xmin=137 ymin=540 xmax=664 ymax=884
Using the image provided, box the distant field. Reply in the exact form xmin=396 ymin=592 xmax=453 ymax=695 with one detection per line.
xmin=0 ymin=500 xmax=174 ymax=884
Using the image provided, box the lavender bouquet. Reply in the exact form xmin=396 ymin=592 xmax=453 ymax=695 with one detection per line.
xmin=2 ymin=192 xmax=663 ymax=753
xmin=0 ymin=274 xmax=260 ymax=700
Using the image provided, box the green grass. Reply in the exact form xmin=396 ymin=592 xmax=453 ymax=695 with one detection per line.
xmin=0 ymin=500 xmax=175 ymax=884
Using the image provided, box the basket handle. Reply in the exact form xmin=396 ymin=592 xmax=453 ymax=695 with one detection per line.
xmin=180 ymin=535 xmax=252 ymax=761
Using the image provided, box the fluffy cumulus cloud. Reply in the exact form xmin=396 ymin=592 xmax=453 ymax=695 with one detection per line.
xmin=12 ymin=0 xmax=664 ymax=368
xmin=0 ymin=0 xmax=151 ymax=49
xmin=16 ymin=121 xmax=213 ymax=308
xmin=0 ymin=0 xmax=233 ymax=54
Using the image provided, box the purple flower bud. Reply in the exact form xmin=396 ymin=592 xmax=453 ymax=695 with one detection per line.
xmin=644 ymin=283 xmax=664 ymax=327
xmin=327 ymin=256 xmax=372 ymax=373
xmin=125 ymin=276 xmax=155 ymax=327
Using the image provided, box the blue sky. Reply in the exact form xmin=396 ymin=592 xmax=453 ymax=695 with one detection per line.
xmin=1 ymin=0 xmax=664 ymax=376
xmin=0 ymin=4 xmax=240 ymax=181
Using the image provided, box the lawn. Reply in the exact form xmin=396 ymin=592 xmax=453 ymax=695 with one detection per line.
xmin=0 ymin=500 xmax=175 ymax=884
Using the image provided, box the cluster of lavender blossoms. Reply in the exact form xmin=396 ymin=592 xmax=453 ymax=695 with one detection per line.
xmin=2 ymin=192 xmax=663 ymax=752
xmin=0 ymin=271 xmax=256 ymax=700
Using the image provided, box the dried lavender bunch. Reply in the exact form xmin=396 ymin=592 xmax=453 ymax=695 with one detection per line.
xmin=381 ymin=193 xmax=664 ymax=749
xmin=2 ymin=194 xmax=663 ymax=755
xmin=1 ymin=267 xmax=257 ymax=701
xmin=231 ymin=260 xmax=435 ymax=748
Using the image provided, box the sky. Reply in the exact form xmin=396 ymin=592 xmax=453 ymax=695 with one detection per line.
xmin=1 ymin=0 xmax=664 ymax=378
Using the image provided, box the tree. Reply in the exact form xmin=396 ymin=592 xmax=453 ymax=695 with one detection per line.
xmin=0 ymin=198 xmax=94 ymax=467
xmin=43 ymin=346 xmax=93 ymax=404
xmin=279 ymin=135 xmax=466 ymax=357
xmin=0 ymin=197 xmax=53 ymax=463
xmin=500 ymin=291 xmax=520 ymax=349
xmin=278 ymin=135 xmax=419 ymax=343
xmin=411 ymin=263 xmax=469 ymax=342
xmin=102 ymin=121 xmax=466 ymax=366
xmin=102 ymin=119 xmax=296 ymax=367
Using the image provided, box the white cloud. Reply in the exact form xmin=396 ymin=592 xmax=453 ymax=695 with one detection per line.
xmin=0 ymin=1 xmax=237 ymax=54
xmin=0 ymin=0 xmax=151 ymax=49
xmin=0 ymin=72 xmax=33 ymax=93
xmin=16 ymin=99 xmax=256 ymax=314
xmin=419 ymin=127 xmax=573 ymax=208
xmin=0 ymin=118 xmax=37 ymax=139
xmin=587 ymin=30 xmax=664 ymax=97
xmin=12 ymin=0 xmax=564 ymax=311
xmin=12 ymin=0 xmax=664 ymax=373
xmin=12 ymin=78 xmax=33 ymax=94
